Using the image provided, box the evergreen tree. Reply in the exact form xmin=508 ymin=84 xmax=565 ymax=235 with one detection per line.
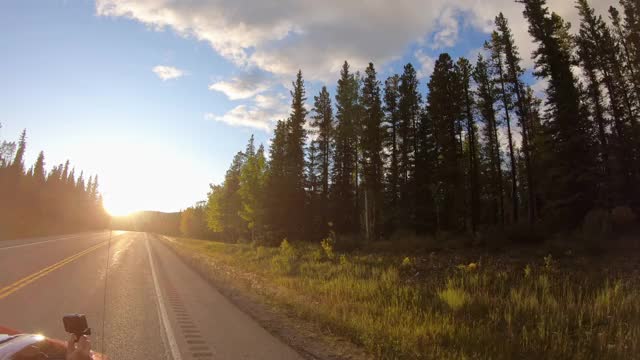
xmin=487 ymin=34 xmax=519 ymax=223
xmin=11 ymin=130 xmax=27 ymax=174
xmin=457 ymin=57 xmax=480 ymax=233
xmin=414 ymin=101 xmax=437 ymax=233
xmin=284 ymin=70 xmax=308 ymax=240
xmin=306 ymin=140 xmax=322 ymax=237
xmin=575 ymin=0 xmax=616 ymax=206
xmin=332 ymin=62 xmax=359 ymax=234
xmin=76 ymin=171 xmax=85 ymax=192
xmin=612 ymin=1 xmax=640 ymax=105
xmin=239 ymin=137 xmax=267 ymax=242
xmin=265 ymin=120 xmax=288 ymax=241
xmin=519 ymin=0 xmax=597 ymax=226
xmin=610 ymin=3 xmax=640 ymax=207
xmin=207 ymin=151 xmax=246 ymax=241
xmin=428 ymin=53 xmax=464 ymax=231
xmin=474 ymin=54 xmax=505 ymax=226
xmin=383 ymin=74 xmax=401 ymax=230
xmin=397 ymin=63 xmax=421 ymax=229
xmin=360 ymin=63 xmax=384 ymax=240
xmin=33 ymin=151 xmax=46 ymax=185
xmin=495 ymin=13 xmax=537 ymax=223
xmin=310 ymin=86 xmax=334 ymax=235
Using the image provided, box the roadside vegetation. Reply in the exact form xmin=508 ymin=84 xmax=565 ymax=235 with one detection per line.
xmin=164 ymin=236 xmax=640 ymax=359
xmin=0 ymin=123 xmax=108 ymax=239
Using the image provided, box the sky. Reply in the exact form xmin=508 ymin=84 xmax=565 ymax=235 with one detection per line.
xmin=0 ymin=0 xmax=616 ymax=215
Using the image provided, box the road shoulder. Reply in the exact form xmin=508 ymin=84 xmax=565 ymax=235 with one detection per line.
xmin=154 ymin=235 xmax=369 ymax=360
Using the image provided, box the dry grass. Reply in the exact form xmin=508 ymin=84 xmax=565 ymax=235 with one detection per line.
xmin=165 ymin=237 xmax=640 ymax=359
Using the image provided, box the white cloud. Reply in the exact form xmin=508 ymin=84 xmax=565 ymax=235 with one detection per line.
xmin=152 ymin=65 xmax=184 ymax=81
xmin=531 ymin=78 xmax=548 ymax=99
xmin=206 ymin=93 xmax=289 ymax=131
xmin=208 ymin=72 xmax=272 ymax=100
xmin=96 ymin=0 xmax=612 ymax=83
xmin=101 ymin=0 xmax=617 ymax=88
xmin=414 ymin=49 xmax=435 ymax=79
xmin=431 ymin=7 xmax=460 ymax=49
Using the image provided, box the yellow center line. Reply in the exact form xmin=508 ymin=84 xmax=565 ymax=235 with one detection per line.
xmin=0 ymin=241 xmax=109 ymax=300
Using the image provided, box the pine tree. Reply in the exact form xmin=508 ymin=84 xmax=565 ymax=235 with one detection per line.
xmin=11 ymin=130 xmax=27 ymax=175
xmin=76 ymin=171 xmax=85 ymax=192
xmin=206 ymin=152 xmax=247 ymax=241
xmin=457 ymin=57 xmax=480 ymax=233
xmin=61 ymin=160 xmax=70 ymax=183
xmin=414 ymin=101 xmax=437 ymax=233
xmin=575 ymin=0 xmax=614 ymax=206
xmin=474 ymin=54 xmax=505 ymax=226
xmin=487 ymin=34 xmax=519 ymax=223
xmin=332 ymin=61 xmax=359 ymax=234
xmin=239 ymin=137 xmax=267 ymax=242
xmin=86 ymin=176 xmax=93 ymax=198
xmin=495 ymin=13 xmax=537 ymax=223
xmin=91 ymin=175 xmax=99 ymax=201
xmin=306 ymin=140 xmax=322 ymax=237
xmin=519 ymin=0 xmax=597 ymax=226
xmin=610 ymin=3 xmax=640 ymax=207
xmin=383 ymin=75 xmax=401 ymax=230
xmin=284 ymin=70 xmax=308 ymax=240
xmin=360 ymin=63 xmax=385 ymax=240
xmin=397 ymin=63 xmax=421 ymax=229
xmin=265 ymin=120 xmax=288 ymax=241
xmin=33 ymin=151 xmax=46 ymax=185
xmin=428 ymin=53 xmax=464 ymax=231
xmin=310 ymin=86 xmax=333 ymax=235
xmin=68 ymin=168 xmax=76 ymax=187
xmin=614 ymin=1 xmax=640 ymax=105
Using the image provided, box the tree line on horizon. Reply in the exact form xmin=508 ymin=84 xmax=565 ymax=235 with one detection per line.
xmin=0 ymin=125 xmax=108 ymax=239
xmin=189 ymin=0 xmax=639 ymax=245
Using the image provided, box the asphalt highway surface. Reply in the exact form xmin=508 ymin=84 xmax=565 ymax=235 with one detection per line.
xmin=0 ymin=231 xmax=302 ymax=360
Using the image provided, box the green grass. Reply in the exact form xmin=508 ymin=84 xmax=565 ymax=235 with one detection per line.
xmin=164 ymin=237 xmax=640 ymax=359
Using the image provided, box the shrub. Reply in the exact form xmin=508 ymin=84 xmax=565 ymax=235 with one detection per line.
xmin=457 ymin=262 xmax=479 ymax=272
xmin=271 ymin=239 xmax=298 ymax=274
xmin=399 ymin=256 xmax=416 ymax=276
xmin=310 ymin=248 xmax=324 ymax=262
xmin=438 ymin=280 xmax=469 ymax=311
xmin=320 ymin=237 xmax=335 ymax=260
xmin=523 ymin=264 xmax=532 ymax=278
xmin=543 ymin=254 xmax=554 ymax=272
xmin=255 ymin=245 xmax=268 ymax=260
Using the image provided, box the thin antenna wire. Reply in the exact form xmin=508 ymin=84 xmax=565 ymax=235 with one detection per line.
xmin=101 ymin=220 xmax=112 ymax=357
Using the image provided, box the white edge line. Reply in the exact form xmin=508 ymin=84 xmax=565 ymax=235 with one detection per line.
xmin=145 ymin=235 xmax=182 ymax=360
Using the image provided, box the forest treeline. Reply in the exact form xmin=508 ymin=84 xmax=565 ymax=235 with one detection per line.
xmin=112 ymin=211 xmax=181 ymax=236
xmin=188 ymin=0 xmax=639 ymax=245
xmin=0 ymin=125 xmax=108 ymax=239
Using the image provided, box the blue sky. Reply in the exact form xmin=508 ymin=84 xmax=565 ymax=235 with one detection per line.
xmin=0 ymin=0 xmax=614 ymax=214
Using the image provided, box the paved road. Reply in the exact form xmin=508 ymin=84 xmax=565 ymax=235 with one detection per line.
xmin=0 ymin=231 xmax=302 ymax=360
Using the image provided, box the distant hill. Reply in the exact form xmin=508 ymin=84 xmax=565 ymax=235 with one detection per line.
xmin=111 ymin=211 xmax=180 ymax=236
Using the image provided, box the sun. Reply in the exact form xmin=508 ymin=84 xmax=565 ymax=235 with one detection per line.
xmin=103 ymin=194 xmax=139 ymax=217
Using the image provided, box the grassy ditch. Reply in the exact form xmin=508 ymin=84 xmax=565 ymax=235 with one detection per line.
xmin=162 ymin=236 xmax=640 ymax=359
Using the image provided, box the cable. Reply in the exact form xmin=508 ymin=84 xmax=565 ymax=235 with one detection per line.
xmin=101 ymin=220 xmax=112 ymax=357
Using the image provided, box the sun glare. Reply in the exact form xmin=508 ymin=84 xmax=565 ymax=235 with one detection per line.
xmin=103 ymin=194 xmax=139 ymax=217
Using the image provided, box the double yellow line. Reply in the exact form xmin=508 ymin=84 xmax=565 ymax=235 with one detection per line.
xmin=0 ymin=241 xmax=108 ymax=300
